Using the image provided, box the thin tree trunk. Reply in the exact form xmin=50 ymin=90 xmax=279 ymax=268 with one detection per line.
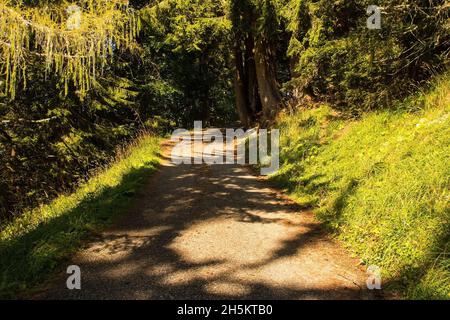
xmin=233 ymin=44 xmax=251 ymax=128
xmin=245 ymin=35 xmax=262 ymax=118
xmin=200 ymin=54 xmax=211 ymax=125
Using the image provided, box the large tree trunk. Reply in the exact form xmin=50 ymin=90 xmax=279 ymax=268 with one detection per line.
xmin=254 ymin=39 xmax=283 ymax=121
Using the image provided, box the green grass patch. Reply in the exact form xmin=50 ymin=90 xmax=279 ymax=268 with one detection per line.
xmin=271 ymin=74 xmax=450 ymax=299
xmin=0 ymin=134 xmax=161 ymax=298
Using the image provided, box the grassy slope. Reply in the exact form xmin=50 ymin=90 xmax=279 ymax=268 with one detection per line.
xmin=271 ymin=74 xmax=450 ymax=299
xmin=0 ymin=134 xmax=161 ymax=298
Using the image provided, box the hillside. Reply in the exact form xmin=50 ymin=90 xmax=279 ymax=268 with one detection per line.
xmin=272 ymin=74 xmax=450 ymax=299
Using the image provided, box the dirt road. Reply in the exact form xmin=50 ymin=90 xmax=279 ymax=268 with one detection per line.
xmin=39 ymin=136 xmax=374 ymax=300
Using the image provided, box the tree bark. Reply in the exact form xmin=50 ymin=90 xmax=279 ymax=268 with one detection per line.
xmin=245 ymin=35 xmax=262 ymax=118
xmin=233 ymin=44 xmax=251 ymax=128
xmin=254 ymin=39 xmax=283 ymax=121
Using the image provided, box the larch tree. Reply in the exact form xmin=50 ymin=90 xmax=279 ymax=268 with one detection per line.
xmin=0 ymin=0 xmax=141 ymax=99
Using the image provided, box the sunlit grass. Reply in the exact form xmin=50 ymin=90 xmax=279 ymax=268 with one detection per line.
xmin=0 ymin=133 xmax=161 ymax=298
xmin=272 ymin=73 xmax=450 ymax=299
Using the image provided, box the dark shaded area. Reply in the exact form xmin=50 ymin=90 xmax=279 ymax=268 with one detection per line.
xmin=0 ymin=157 xmax=160 ymax=299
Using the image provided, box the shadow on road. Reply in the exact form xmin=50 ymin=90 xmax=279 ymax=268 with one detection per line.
xmin=31 ymin=142 xmax=385 ymax=300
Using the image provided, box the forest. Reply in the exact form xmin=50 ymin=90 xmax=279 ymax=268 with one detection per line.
xmin=0 ymin=0 xmax=449 ymax=300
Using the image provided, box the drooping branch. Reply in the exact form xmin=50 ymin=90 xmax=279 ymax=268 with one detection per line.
xmin=1 ymin=116 xmax=59 ymax=124
xmin=0 ymin=0 xmax=141 ymax=99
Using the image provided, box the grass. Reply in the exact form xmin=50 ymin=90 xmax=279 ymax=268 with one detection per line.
xmin=271 ymin=73 xmax=450 ymax=299
xmin=0 ymin=133 xmax=161 ymax=298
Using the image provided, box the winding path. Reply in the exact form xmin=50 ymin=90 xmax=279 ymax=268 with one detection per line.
xmin=40 ymin=135 xmax=374 ymax=300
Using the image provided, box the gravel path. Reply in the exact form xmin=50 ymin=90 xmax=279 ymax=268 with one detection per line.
xmin=39 ymin=137 xmax=374 ymax=300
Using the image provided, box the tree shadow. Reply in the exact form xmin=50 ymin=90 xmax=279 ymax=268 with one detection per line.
xmin=392 ymin=222 xmax=450 ymax=300
xmin=0 ymin=159 xmax=160 ymax=299
xmin=16 ymin=154 xmax=383 ymax=300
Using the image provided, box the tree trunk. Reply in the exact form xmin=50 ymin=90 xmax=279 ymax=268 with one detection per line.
xmin=200 ymin=54 xmax=211 ymax=125
xmin=245 ymin=35 xmax=262 ymax=118
xmin=254 ymin=39 xmax=283 ymax=121
xmin=233 ymin=44 xmax=251 ymax=128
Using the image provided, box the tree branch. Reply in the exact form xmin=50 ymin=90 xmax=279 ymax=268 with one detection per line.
xmin=1 ymin=116 xmax=59 ymax=125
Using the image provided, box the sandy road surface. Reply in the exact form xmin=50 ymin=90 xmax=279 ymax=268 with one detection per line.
xmin=39 ymin=135 xmax=374 ymax=300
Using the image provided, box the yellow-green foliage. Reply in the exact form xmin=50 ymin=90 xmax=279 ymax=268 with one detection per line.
xmin=272 ymin=74 xmax=450 ymax=299
xmin=0 ymin=134 xmax=161 ymax=298
xmin=0 ymin=0 xmax=140 ymax=98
